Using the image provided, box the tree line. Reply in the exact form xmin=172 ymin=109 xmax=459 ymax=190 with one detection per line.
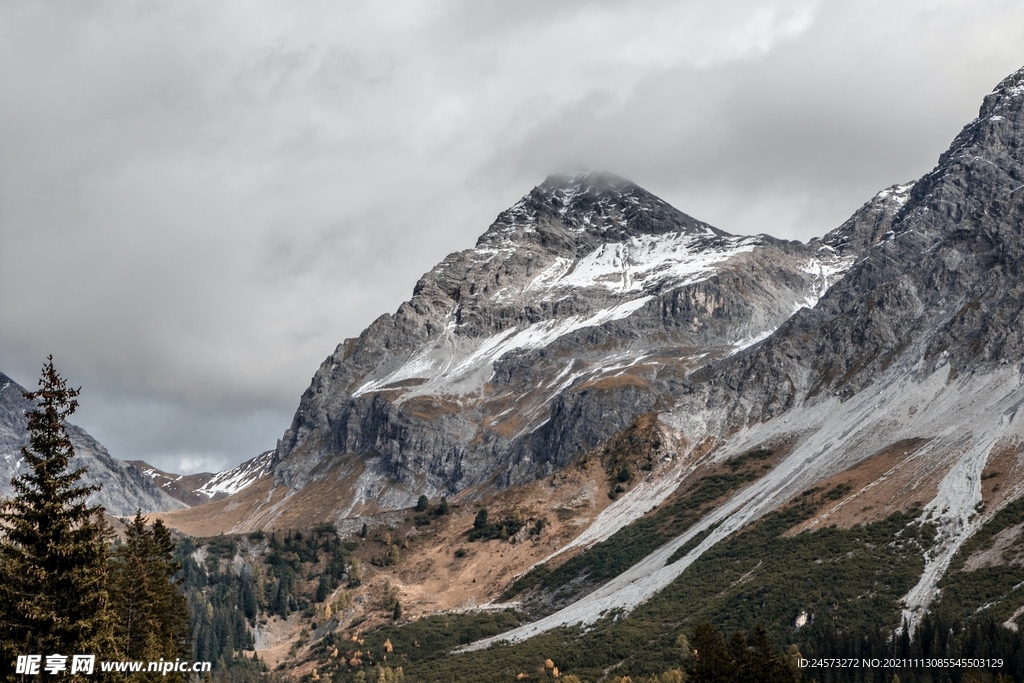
xmin=0 ymin=359 xmax=377 ymax=683
xmin=0 ymin=359 xmax=190 ymax=681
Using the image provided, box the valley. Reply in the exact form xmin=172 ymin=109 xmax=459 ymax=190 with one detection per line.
xmin=7 ymin=63 xmax=1024 ymax=683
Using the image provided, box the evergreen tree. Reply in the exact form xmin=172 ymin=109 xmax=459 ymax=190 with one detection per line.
xmin=690 ymin=623 xmax=734 ymax=683
xmin=348 ymin=558 xmax=362 ymax=588
xmin=109 ymin=513 xmax=191 ymax=667
xmin=239 ymin=574 xmax=258 ymax=625
xmin=474 ymin=509 xmax=488 ymax=530
xmin=0 ymin=358 xmax=115 ymax=676
xmin=316 ymin=575 xmax=331 ymax=603
xmin=746 ymin=625 xmax=795 ymax=683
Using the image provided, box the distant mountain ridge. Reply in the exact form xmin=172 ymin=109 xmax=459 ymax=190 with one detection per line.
xmin=131 ymin=451 xmax=274 ymax=507
xmin=0 ymin=371 xmax=185 ymax=516
xmin=129 ymin=461 xmax=217 ymax=507
xmin=1 ymin=370 xmax=274 ymax=514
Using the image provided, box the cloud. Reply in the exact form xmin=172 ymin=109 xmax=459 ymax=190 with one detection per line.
xmin=1 ymin=0 xmax=1022 ymax=472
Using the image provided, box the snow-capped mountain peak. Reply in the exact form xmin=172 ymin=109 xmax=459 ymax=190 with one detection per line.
xmin=195 ymin=450 xmax=274 ymax=499
xmin=259 ymin=173 xmax=856 ymax=515
xmin=477 ymin=171 xmax=726 ymax=250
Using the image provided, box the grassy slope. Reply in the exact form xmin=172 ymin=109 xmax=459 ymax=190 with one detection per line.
xmin=328 ymin=488 xmax=935 ymax=682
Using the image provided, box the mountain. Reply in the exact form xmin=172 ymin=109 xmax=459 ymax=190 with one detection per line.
xmin=0 ymin=371 xmax=185 ymax=516
xmin=704 ymin=66 xmax=1024 ymax=623
xmin=193 ymin=450 xmax=274 ymax=499
xmin=259 ymin=172 xmax=856 ymax=519
xmin=154 ymin=66 xmax=1024 ymax=681
xmin=131 ymin=451 xmax=273 ymax=507
xmin=128 ymin=461 xmax=218 ymax=507
xmin=465 ymin=64 xmax=1024 ymax=645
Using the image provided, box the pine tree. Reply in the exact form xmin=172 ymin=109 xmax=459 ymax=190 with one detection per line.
xmin=109 ymin=513 xmax=191 ymax=667
xmin=110 ymin=515 xmax=149 ymax=658
xmin=739 ymin=625 xmax=796 ymax=683
xmin=0 ymin=358 xmax=115 ymax=676
xmin=690 ymin=623 xmax=733 ymax=683
xmin=347 ymin=558 xmax=362 ymax=588
xmin=474 ymin=509 xmax=488 ymax=530
xmin=316 ymin=575 xmax=330 ymax=603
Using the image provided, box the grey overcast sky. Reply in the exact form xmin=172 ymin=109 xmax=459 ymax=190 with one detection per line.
xmin=1 ymin=1 xmax=1022 ymax=474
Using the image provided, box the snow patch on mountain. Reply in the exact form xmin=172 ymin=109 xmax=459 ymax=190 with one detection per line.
xmin=874 ymin=183 xmax=914 ymax=208
xmin=799 ymin=254 xmax=856 ymax=306
xmin=138 ymin=466 xmax=161 ymax=480
xmin=730 ymin=329 xmax=776 ymax=355
xmin=356 ymin=229 xmax=847 ymax=401
xmin=537 ymin=233 xmax=759 ymax=296
xmin=197 ymin=451 xmax=274 ymax=498
xmin=352 ymin=296 xmax=653 ymax=399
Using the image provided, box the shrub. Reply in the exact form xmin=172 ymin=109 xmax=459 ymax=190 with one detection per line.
xmin=468 ymin=511 xmax=525 ymax=542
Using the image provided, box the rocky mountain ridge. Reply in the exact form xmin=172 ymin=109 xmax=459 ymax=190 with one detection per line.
xmin=147 ymin=65 xmax=1024 ymax=679
xmin=131 ymin=451 xmax=274 ymax=507
xmin=463 ymin=64 xmax=1024 ymax=644
xmin=178 ymin=64 xmax=1024 ymax=637
xmin=268 ymin=172 xmax=856 ymax=516
xmin=0 ymin=371 xmax=185 ymax=516
xmin=129 ymin=461 xmax=218 ymax=507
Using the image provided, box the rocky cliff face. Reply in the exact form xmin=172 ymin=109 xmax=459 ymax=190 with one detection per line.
xmin=695 ymin=66 xmax=1024 ymax=423
xmin=0 ymin=372 xmax=185 ymax=516
xmin=458 ymin=67 xmax=1024 ymax=647
xmin=271 ymin=173 xmax=855 ymax=512
xmin=641 ymin=65 xmax=1024 ymax=627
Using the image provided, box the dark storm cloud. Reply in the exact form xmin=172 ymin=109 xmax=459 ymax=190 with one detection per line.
xmin=1 ymin=1 xmax=1022 ymax=473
